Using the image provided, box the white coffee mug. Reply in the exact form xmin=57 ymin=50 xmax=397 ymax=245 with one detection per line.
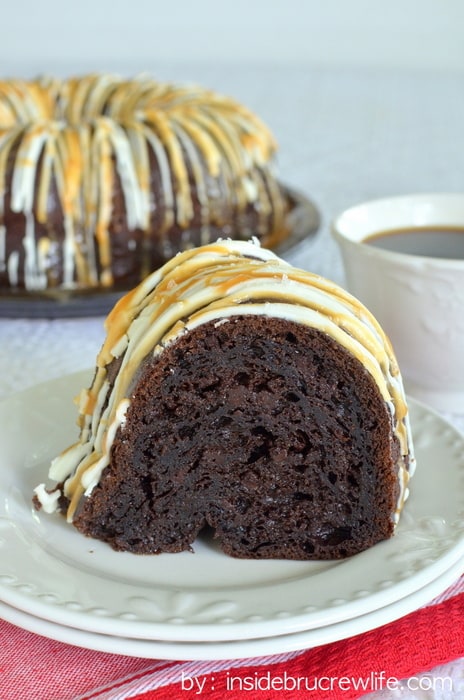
xmin=332 ymin=193 xmax=464 ymax=413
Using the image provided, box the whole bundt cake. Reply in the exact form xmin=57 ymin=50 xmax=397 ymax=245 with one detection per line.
xmin=34 ymin=239 xmax=415 ymax=559
xmin=0 ymin=74 xmax=289 ymax=291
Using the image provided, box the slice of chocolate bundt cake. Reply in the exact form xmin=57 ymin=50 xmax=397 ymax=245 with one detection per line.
xmin=34 ymin=240 xmax=415 ymax=559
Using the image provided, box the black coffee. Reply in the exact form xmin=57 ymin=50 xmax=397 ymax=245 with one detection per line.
xmin=364 ymin=227 xmax=464 ymax=259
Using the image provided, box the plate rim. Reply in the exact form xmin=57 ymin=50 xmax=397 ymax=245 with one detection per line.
xmin=1 ymin=555 xmax=462 ymax=661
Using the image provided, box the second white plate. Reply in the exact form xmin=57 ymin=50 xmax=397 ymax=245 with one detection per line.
xmin=1 ymin=557 xmax=462 ymax=660
xmin=0 ymin=372 xmax=463 ymax=643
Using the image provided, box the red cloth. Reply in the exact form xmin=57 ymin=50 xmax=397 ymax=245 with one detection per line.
xmin=0 ymin=575 xmax=463 ymax=700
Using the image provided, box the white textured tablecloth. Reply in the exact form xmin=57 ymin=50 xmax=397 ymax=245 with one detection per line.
xmin=0 ymin=64 xmax=463 ymax=698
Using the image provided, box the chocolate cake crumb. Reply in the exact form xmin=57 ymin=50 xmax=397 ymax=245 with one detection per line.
xmin=73 ymin=315 xmax=400 ymax=559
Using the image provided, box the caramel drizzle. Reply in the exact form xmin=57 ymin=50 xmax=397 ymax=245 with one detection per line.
xmin=41 ymin=241 xmax=414 ymax=521
xmin=0 ymin=75 xmax=281 ymax=290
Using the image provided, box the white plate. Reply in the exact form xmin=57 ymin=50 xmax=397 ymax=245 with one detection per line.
xmin=0 ymin=371 xmax=464 ymax=643
xmin=1 ymin=557 xmax=462 ymax=660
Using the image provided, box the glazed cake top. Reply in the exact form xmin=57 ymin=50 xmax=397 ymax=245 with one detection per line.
xmin=0 ymin=74 xmax=283 ymax=289
xmin=34 ymin=239 xmax=415 ymax=519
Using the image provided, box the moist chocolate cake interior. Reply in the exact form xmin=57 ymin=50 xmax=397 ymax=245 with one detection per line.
xmin=73 ymin=314 xmax=400 ymax=559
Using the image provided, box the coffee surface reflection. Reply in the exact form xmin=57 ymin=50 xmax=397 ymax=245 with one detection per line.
xmin=364 ymin=227 xmax=464 ymax=259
